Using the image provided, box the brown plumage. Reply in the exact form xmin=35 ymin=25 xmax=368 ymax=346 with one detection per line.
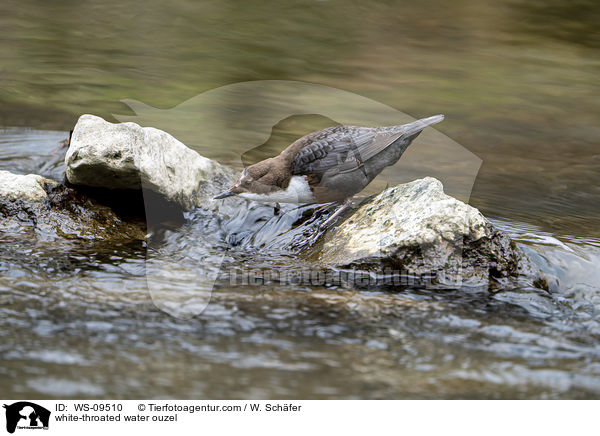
xmin=214 ymin=115 xmax=444 ymax=204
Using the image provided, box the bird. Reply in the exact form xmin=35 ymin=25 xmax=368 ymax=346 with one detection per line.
xmin=214 ymin=114 xmax=444 ymax=231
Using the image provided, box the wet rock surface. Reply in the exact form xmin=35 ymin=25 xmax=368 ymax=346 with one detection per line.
xmin=0 ymin=169 xmax=145 ymax=241
xmin=317 ymin=177 xmax=545 ymax=289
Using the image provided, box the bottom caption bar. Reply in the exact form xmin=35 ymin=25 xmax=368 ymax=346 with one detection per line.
xmin=0 ymin=400 xmax=595 ymax=435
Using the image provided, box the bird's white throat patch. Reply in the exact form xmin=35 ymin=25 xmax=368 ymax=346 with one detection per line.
xmin=239 ymin=176 xmax=315 ymax=204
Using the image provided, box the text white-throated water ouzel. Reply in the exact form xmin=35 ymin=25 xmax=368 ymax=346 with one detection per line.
xmin=214 ymin=115 xmax=444 ymax=228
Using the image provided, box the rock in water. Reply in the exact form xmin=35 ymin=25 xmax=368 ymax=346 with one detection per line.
xmin=0 ymin=170 xmax=57 ymax=203
xmin=319 ymin=177 xmax=544 ymax=289
xmin=65 ymin=114 xmax=236 ymax=211
xmin=0 ymin=169 xmax=145 ymax=240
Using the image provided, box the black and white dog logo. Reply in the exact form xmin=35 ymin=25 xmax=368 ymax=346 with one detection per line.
xmin=3 ymin=402 xmax=50 ymax=434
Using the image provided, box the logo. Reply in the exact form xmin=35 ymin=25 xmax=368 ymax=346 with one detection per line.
xmin=3 ymin=402 xmax=50 ymax=434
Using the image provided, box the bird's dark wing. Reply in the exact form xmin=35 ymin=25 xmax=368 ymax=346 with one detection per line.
xmin=290 ymin=127 xmax=404 ymax=176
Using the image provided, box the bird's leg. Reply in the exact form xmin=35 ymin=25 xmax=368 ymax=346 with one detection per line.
xmin=305 ymin=198 xmax=354 ymax=246
xmin=318 ymin=197 xmax=354 ymax=232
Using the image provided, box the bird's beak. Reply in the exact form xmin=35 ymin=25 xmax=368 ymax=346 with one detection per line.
xmin=213 ymin=190 xmax=236 ymax=199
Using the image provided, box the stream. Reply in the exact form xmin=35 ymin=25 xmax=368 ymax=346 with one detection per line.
xmin=1 ymin=0 xmax=599 ymax=398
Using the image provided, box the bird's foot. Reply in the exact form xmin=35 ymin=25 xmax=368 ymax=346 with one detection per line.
xmin=306 ymin=198 xmax=355 ymax=245
xmin=318 ymin=198 xmax=354 ymax=231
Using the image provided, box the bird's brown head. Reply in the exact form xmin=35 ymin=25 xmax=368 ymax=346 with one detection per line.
xmin=213 ymin=159 xmax=278 ymax=199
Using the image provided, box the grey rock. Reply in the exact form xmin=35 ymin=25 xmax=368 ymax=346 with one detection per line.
xmin=318 ymin=177 xmax=545 ymax=289
xmin=65 ymin=114 xmax=237 ymax=211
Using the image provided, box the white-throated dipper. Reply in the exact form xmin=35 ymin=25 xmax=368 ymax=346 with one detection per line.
xmin=214 ymin=114 xmax=444 ymax=228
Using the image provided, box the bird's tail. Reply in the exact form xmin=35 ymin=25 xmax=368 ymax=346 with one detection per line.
xmin=355 ymin=114 xmax=445 ymax=162
xmin=401 ymin=114 xmax=444 ymax=138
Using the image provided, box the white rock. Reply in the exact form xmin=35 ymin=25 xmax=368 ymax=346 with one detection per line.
xmin=329 ymin=177 xmax=487 ymax=251
xmin=0 ymin=170 xmax=57 ymax=202
xmin=65 ymin=114 xmax=236 ymax=210
xmin=319 ymin=177 xmax=540 ymax=288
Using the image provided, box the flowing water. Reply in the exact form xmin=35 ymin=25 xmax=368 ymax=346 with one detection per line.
xmin=1 ymin=0 xmax=599 ymax=398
